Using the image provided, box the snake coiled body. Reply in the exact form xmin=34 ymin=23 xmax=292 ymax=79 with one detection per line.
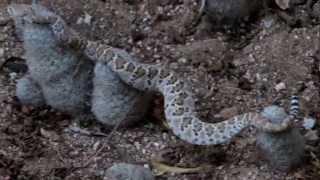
xmin=8 ymin=4 xmax=291 ymax=145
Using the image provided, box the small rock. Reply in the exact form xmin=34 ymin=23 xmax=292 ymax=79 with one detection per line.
xmin=93 ymin=141 xmax=100 ymax=151
xmin=76 ymin=17 xmax=83 ymax=24
xmin=312 ymin=2 xmax=320 ymax=18
xmin=104 ymin=163 xmax=154 ymax=180
xmin=153 ymin=54 xmax=160 ymax=59
xmin=220 ymin=107 xmax=239 ymax=119
xmin=9 ymin=72 xmax=17 ymax=80
xmin=178 ymin=57 xmax=188 ymax=64
xmin=238 ymin=76 xmax=253 ymax=91
xmin=0 ymin=48 xmax=4 ymax=58
xmin=304 ymin=130 xmax=319 ymax=141
xmin=76 ymin=12 xmax=92 ymax=25
xmin=40 ymin=128 xmax=60 ymax=141
xmin=204 ymin=0 xmax=262 ymax=29
xmin=84 ymin=12 xmax=92 ymax=25
xmin=0 ymin=34 xmax=6 ymax=42
xmin=275 ymin=82 xmax=286 ymax=91
xmin=303 ymin=118 xmax=316 ymax=130
xmin=0 ymin=17 xmax=10 ymax=26
xmin=275 ymin=0 xmax=290 ymax=10
xmin=261 ymin=16 xmax=275 ymax=29
xmin=21 ymin=106 xmax=32 ymax=114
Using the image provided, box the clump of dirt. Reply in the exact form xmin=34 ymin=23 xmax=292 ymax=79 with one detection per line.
xmin=0 ymin=0 xmax=320 ymax=179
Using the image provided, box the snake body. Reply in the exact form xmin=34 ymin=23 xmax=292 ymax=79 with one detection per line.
xmin=9 ymin=4 xmax=292 ymax=145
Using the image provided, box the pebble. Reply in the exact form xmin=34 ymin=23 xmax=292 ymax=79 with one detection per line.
xmin=0 ymin=17 xmax=10 ymax=26
xmin=220 ymin=107 xmax=239 ymax=119
xmin=77 ymin=12 xmax=92 ymax=25
xmin=275 ymin=82 xmax=286 ymax=91
xmin=0 ymin=34 xmax=6 ymax=42
xmin=84 ymin=12 xmax=92 ymax=24
xmin=204 ymin=0 xmax=262 ymax=28
xmin=178 ymin=57 xmax=188 ymax=64
xmin=104 ymin=163 xmax=154 ymax=180
xmin=262 ymin=16 xmax=275 ymax=29
xmin=93 ymin=141 xmax=100 ymax=151
xmin=9 ymin=72 xmax=17 ymax=80
xmin=304 ymin=130 xmax=319 ymax=141
xmin=0 ymin=48 xmax=4 ymax=58
xmin=275 ymin=0 xmax=290 ymax=10
xmin=153 ymin=54 xmax=160 ymax=59
xmin=302 ymin=117 xmax=316 ymax=130
xmin=313 ymin=2 xmax=320 ymax=18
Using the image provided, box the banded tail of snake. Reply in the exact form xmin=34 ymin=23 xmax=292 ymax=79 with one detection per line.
xmin=7 ymin=4 xmax=292 ymax=145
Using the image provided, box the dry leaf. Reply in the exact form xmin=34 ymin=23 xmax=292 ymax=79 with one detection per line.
xmin=40 ymin=128 xmax=60 ymax=141
xmin=151 ymin=160 xmax=210 ymax=176
xmin=310 ymin=152 xmax=320 ymax=176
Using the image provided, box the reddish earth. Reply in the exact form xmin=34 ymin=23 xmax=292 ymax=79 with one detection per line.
xmin=0 ymin=0 xmax=319 ymax=179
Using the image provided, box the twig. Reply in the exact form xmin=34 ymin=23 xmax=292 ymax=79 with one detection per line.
xmin=192 ymin=0 xmax=206 ymax=27
xmin=67 ymin=125 xmax=109 ymax=137
xmin=73 ymin=117 xmax=125 ymax=169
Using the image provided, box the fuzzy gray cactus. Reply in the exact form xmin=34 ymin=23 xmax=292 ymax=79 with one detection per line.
xmin=203 ymin=0 xmax=263 ymax=29
xmin=9 ymin=4 xmax=150 ymax=126
xmin=92 ymin=62 xmax=151 ymax=126
xmin=16 ymin=74 xmax=45 ymax=107
xmin=11 ymin=4 xmax=94 ymax=115
xmin=257 ymin=105 xmax=305 ymax=171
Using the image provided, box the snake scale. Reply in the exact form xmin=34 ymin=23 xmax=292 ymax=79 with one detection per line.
xmin=7 ymin=4 xmax=292 ymax=145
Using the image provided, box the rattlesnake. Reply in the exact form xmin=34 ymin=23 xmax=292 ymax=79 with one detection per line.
xmin=8 ymin=4 xmax=293 ymax=145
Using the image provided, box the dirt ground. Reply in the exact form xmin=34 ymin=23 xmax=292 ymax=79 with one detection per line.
xmin=0 ymin=0 xmax=320 ymax=179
